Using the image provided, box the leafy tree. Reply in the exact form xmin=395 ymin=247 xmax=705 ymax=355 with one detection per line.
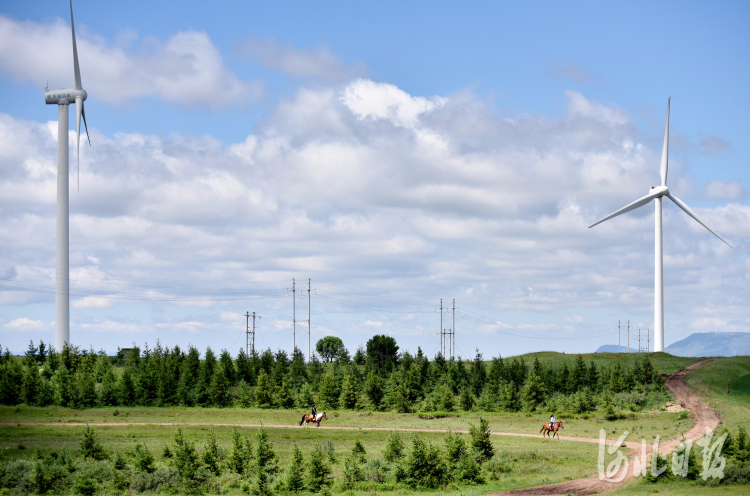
xmin=366 ymin=335 xmax=399 ymax=371
xmin=316 ymin=336 xmax=347 ymax=363
xmin=0 ymin=358 xmax=23 ymax=405
xmin=79 ymin=425 xmax=109 ymax=460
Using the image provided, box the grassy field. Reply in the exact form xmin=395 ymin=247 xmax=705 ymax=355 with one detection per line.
xmin=0 ymin=422 xmax=604 ymax=495
xmin=514 ymin=351 xmax=704 ymax=376
xmin=0 ymin=404 xmax=696 ymax=447
xmin=684 ymin=356 xmax=750 ymax=432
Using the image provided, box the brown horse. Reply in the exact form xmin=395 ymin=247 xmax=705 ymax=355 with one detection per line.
xmin=540 ymin=420 xmax=564 ymax=438
xmin=299 ymin=412 xmax=327 ymax=427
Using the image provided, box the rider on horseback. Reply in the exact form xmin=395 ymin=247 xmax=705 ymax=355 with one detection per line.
xmin=312 ymin=404 xmax=317 ymax=418
xmin=550 ymin=414 xmax=556 ymax=430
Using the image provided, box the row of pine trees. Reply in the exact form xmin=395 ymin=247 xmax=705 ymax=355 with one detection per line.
xmin=0 ymin=336 xmax=662 ymax=413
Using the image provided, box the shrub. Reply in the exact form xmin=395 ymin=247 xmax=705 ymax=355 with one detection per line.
xmin=129 ymin=467 xmax=181 ymax=493
xmin=286 ymin=443 xmax=305 ymax=492
xmin=470 ymin=417 xmax=494 ymax=462
xmin=364 ymin=459 xmax=390 ymax=483
xmin=79 ymin=425 xmax=109 ymax=461
xmin=133 ymin=442 xmax=155 ymax=473
xmin=173 ymin=429 xmax=199 ymax=483
xmin=112 ymin=451 xmax=127 ymax=470
xmin=307 ymin=444 xmax=333 ymax=492
xmin=404 ymin=435 xmax=447 ymax=489
xmin=203 ymin=429 xmax=221 ymax=476
xmin=73 ymin=476 xmax=97 ymax=496
xmin=340 ymin=452 xmax=365 ymax=490
xmin=383 ymin=431 xmax=405 ymax=462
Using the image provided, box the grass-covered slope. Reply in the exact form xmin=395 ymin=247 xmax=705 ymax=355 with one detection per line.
xmin=684 ymin=356 xmax=750 ymax=432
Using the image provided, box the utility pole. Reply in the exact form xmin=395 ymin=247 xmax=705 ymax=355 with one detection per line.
xmin=647 ymin=329 xmax=650 ymax=353
xmin=292 ymin=278 xmax=296 ymax=352
xmin=639 ymin=328 xmax=641 ymax=353
xmin=627 ymin=320 xmax=630 ymax=354
xmin=452 ymin=299 xmax=455 ymax=360
xmin=246 ymin=312 xmax=250 ymax=356
xmin=308 ymin=278 xmax=311 ymax=363
xmin=440 ymin=298 xmax=443 ymax=357
xmin=618 ymin=320 xmax=621 ymax=353
xmin=245 ymin=311 xmax=257 ymax=355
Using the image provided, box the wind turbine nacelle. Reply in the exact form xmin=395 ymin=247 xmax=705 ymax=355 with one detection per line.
xmin=649 ymin=185 xmax=669 ymax=197
xmin=45 ymin=88 xmax=87 ymax=105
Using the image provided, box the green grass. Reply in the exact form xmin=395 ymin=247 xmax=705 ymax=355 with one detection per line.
xmin=0 ymin=422 xmax=604 ymax=495
xmin=514 ymin=351 xmax=705 ymax=376
xmin=0 ymin=405 xmax=696 ymax=446
xmin=684 ymin=356 xmax=750 ymax=432
xmin=614 ymin=481 xmax=750 ymax=495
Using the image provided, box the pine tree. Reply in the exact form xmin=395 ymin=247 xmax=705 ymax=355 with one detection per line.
xmin=521 ymin=371 xmax=545 ymax=412
xmin=219 ymin=349 xmax=237 ymax=385
xmin=0 ymin=358 xmax=23 ymax=405
xmin=209 ymin=364 xmax=230 ymax=407
xmin=227 ymin=428 xmax=249 ymax=475
xmin=79 ymin=425 xmax=109 ymax=460
xmin=236 ymin=348 xmax=256 ymax=386
xmin=363 ymin=371 xmax=384 ymax=409
xmin=202 ymin=429 xmax=221 ymax=475
xmin=255 ymin=369 xmax=274 ymax=408
xmin=339 ymin=374 xmax=358 ymax=409
xmin=173 ymin=429 xmax=199 ymax=484
xmin=471 ymin=349 xmax=487 ymax=396
xmin=460 ymin=387 xmax=475 ymax=411
xmin=306 ymin=443 xmax=333 ymax=492
xmin=383 ymin=431 xmax=405 ymax=462
xmin=21 ymin=363 xmax=40 ymax=406
xmin=318 ymin=371 xmax=341 ymax=409
xmin=286 ymin=442 xmax=305 ymax=492
xmin=98 ymin=369 xmax=119 ymax=406
xmin=469 ymin=417 xmax=494 ymax=461
xmin=53 ymin=365 xmax=75 ymax=407
xmin=76 ymin=371 xmax=97 ymax=408
xmin=118 ymin=367 xmax=136 ymax=406
xmin=276 ymin=378 xmax=295 ymax=409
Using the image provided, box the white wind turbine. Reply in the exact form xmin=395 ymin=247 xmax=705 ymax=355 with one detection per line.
xmin=589 ymin=98 xmax=733 ymax=353
xmin=44 ymin=0 xmax=91 ymax=351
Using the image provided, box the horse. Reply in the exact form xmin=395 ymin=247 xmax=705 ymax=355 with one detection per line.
xmin=299 ymin=412 xmax=327 ymax=427
xmin=540 ymin=420 xmax=564 ymax=438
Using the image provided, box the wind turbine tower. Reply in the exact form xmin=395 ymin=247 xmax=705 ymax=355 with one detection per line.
xmin=589 ymin=98 xmax=733 ymax=352
xmin=45 ymin=1 xmax=91 ymax=351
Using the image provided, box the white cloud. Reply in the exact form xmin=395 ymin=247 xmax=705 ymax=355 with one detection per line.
xmin=0 ymin=16 xmax=264 ymax=108
xmin=705 ymin=179 xmax=745 ymax=201
xmin=6 ymin=317 xmax=45 ymax=330
xmin=0 ymin=80 xmax=745 ymax=355
xmin=235 ymin=37 xmax=368 ymax=81
xmin=72 ymin=296 xmax=113 ymax=309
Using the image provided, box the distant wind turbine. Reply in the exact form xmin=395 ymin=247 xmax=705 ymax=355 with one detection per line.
xmin=589 ymin=98 xmax=733 ymax=353
xmin=44 ymin=0 xmax=91 ymax=351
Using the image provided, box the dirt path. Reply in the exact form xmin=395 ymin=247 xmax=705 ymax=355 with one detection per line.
xmin=485 ymin=358 xmax=720 ymax=496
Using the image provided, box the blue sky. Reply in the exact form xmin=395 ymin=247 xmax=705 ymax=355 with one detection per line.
xmin=0 ymin=0 xmax=748 ymax=357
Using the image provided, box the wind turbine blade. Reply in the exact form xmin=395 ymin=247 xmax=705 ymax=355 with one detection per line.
xmin=75 ymin=97 xmax=82 ymax=191
xmin=70 ymin=0 xmax=82 ymax=90
xmin=666 ymin=193 xmax=734 ymax=248
xmin=81 ymin=104 xmax=91 ymax=145
xmin=588 ymin=190 xmax=660 ymax=228
xmin=660 ymin=97 xmax=670 ymax=186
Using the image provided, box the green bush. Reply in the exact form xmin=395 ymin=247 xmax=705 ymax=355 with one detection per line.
xmin=307 ymin=444 xmax=333 ymax=492
xmin=383 ymin=431 xmax=404 ymax=462
xmin=79 ymin=425 xmax=108 ymax=461
xmin=133 ymin=443 xmax=155 ymax=473
xmin=403 ymin=435 xmax=447 ymax=489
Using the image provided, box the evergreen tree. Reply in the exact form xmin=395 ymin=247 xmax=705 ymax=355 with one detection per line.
xmin=53 ymin=365 xmax=75 ymax=407
xmin=363 ymin=371 xmax=384 ymax=409
xmin=21 ymin=362 xmax=40 ymax=405
xmin=203 ymin=429 xmax=221 ymax=475
xmin=339 ymin=374 xmax=358 ymax=409
xmin=471 ymin=349 xmax=487 ymax=396
xmin=255 ymin=369 xmax=274 ymax=407
xmin=572 ymin=355 xmax=587 ymax=391
xmin=0 ymin=358 xmax=23 ymax=405
xmin=286 ymin=442 xmax=305 ymax=492
xmin=117 ymin=367 xmax=136 ymax=406
xmin=318 ymin=371 xmax=341 ymax=409
xmin=383 ymin=431 xmax=405 ymax=462
xmin=76 ymin=371 xmax=97 ymax=408
xmin=500 ymin=380 xmax=520 ymax=412
xmin=276 ymin=377 xmax=295 ymax=409
xmin=460 ymin=387 xmax=475 ymax=411
xmin=134 ymin=443 xmax=155 ymax=473
xmin=288 ymin=348 xmax=309 ymax=385
xmin=209 ymin=364 xmax=231 ymax=407
xmin=236 ymin=348 xmax=256 ymax=386
xmin=173 ymin=429 xmax=199 ymax=484
xmin=353 ymin=346 xmax=366 ymax=365
xmin=227 ymin=428 xmax=250 ymax=475
xmin=404 ymin=435 xmax=447 ymax=488
xmin=79 ymin=425 xmax=109 ymax=460
xmin=219 ymin=349 xmax=237 ymax=385
xmin=521 ymin=371 xmax=545 ymax=411
xmin=469 ymin=417 xmax=494 ymax=461
xmin=307 ymin=443 xmax=333 ymax=492
xmin=25 ymin=340 xmax=38 ymax=363
xmin=254 ymin=428 xmax=279 ymax=495
xmin=98 ymin=369 xmax=119 ymax=406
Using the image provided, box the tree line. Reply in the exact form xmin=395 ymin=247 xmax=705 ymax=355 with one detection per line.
xmin=0 ymin=335 xmax=665 ymax=415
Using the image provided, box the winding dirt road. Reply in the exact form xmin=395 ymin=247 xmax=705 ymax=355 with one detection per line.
xmin=0 ymin=360 xmax=719 ymax=495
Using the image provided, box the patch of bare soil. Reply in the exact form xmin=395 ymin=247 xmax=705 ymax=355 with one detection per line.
xmin=485 ymin=359 xmax=720 ymax=496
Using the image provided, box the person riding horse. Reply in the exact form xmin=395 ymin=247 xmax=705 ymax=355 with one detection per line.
xmin=312 ymin=404 xmax=317 ymax=417
xmin=550 ymin=414 xmax=556 ymax=430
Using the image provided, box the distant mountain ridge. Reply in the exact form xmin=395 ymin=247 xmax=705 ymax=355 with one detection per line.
xmin=596 ymin=332 xmax=750 ymax=357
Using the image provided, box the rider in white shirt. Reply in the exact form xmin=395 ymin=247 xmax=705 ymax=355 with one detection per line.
xmin=550 ymin=414 xmax=556 ymax=430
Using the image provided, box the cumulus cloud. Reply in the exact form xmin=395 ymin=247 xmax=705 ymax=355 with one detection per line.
xmin=704 ymin=179 xmax=745 ymax=201
xmin=234 ymin=37 xmax=368 ymax=81
xmin=0 ymin=80 xmax=746 ymax=355
xmin=0 ymin=15 xmax=264 ymax=108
